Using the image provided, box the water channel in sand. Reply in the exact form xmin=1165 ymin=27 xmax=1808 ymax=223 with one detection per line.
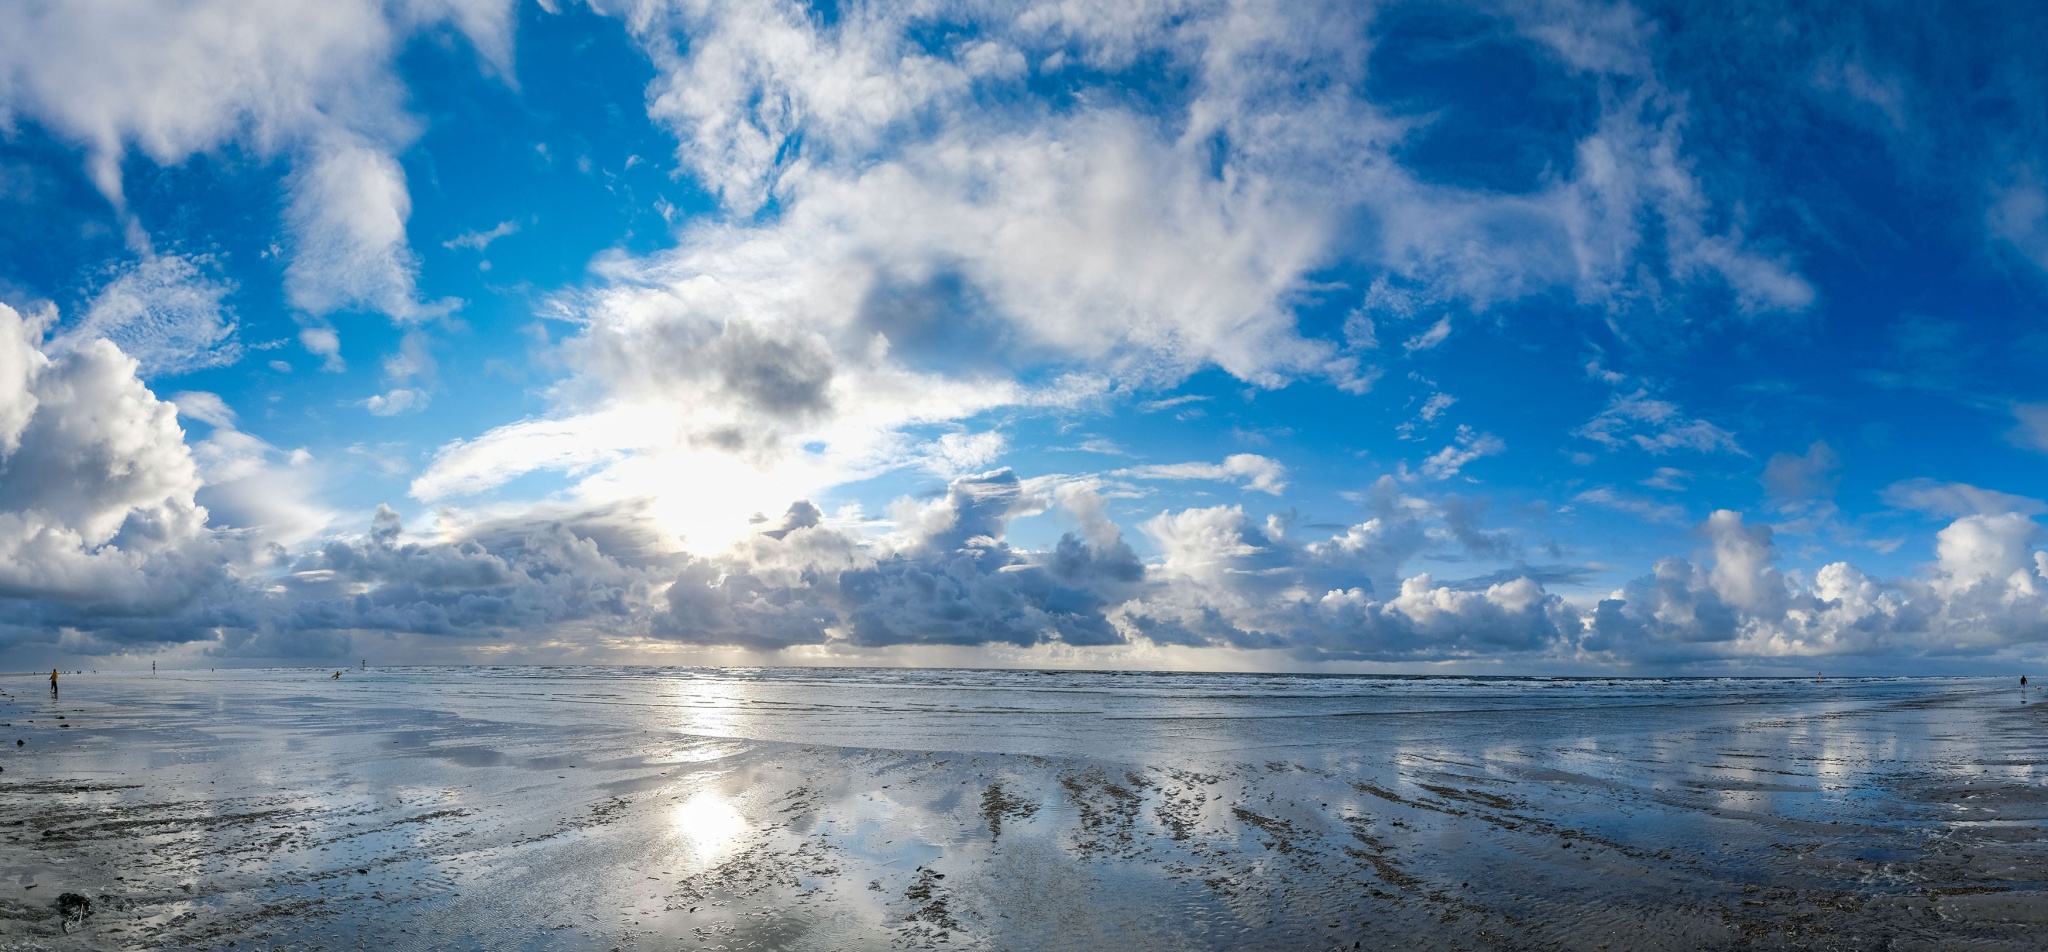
xmin=2 ymin=668 xmax=2045 ymax=950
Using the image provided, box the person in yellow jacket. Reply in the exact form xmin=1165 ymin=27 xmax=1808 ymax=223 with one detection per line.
xmin=49 ymin=668 xmax=58 ymax=697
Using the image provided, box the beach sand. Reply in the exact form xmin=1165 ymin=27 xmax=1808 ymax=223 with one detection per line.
xmin=1 ymin=669 xmax=2045 ymax=950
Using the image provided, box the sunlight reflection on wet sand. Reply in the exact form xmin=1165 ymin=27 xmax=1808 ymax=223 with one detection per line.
xmin=0 ymin=669 xmax=2045 ymax=950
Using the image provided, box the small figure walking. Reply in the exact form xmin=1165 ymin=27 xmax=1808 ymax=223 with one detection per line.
xmin=2023 ymin=675 xmax=2029 ymax=704
xmin=48 ymin=668 xmax=58 ymax=698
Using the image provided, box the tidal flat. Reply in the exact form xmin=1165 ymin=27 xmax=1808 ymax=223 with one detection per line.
xmin=1 ymin=669 xmax=2045 ymax=951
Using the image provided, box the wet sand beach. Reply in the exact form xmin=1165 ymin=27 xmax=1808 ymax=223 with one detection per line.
xmin=1 ymin=669 xmax=2045 ymax=951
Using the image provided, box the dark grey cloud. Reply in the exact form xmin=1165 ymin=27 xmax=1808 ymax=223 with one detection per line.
xmin=760 ymin=500 xmax=822 ymax=540
xmin=275 ymin=507 xmax=656 ymax=640
xmin=649 ymin=472 xmax=1147 ymax=651
xmin=711 ymin=320 xmax=835 ymax=420
xmin=4 ymin=288 xmax=2047 ymax=669
xmin=855 ymin=270 xmax=1033 ymax=376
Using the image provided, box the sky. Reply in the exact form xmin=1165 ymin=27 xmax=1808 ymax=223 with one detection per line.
xmin=2 ymin=0 xmax=2048 ymax=673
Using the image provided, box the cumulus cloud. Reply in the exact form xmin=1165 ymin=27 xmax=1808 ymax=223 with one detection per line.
xmin=0 ymin=304 xmax=205 ymax=568
xmin=0 ymin=303 xmax=244 ymax=651
xmin=7 ymin=350 xmax=2047 ymax=669
xmin=280 ymin=484 xmax=2048 ymax=666
xmin=639 ymin=470 xmax=1557 ymax=662
xmin=198 ymin=487 xmax=2048 ymax=665
xmin=1120 ymin=490 xmax=1575 ymax=661
xmin=257 ymin=503 xmax=659 ymax=650
xmin=14 ymin=0 xmax=2048 ymax=672
xmin=1585 ymin=507 xmax=2048 ymax=663
xmin=650 ymin=470 xmax=1144 ymax=651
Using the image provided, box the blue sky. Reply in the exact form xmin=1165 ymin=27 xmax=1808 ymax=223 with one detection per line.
xmin=3 ymin=0 xmax=2048 ymax=672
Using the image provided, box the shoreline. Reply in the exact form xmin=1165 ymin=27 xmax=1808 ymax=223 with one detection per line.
xmin=2 ymin=671 xmax=2044 ymax=950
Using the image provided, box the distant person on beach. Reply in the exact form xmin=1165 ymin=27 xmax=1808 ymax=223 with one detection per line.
xmin=49 ymin=669 xmax=58 ymax=696
xmin=331 ymin=671 xmax=341 ymax=680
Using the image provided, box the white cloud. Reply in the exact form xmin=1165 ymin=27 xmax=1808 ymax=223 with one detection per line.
xmin=1585 ymin=506 xmax=2048 ymax=662
xmin=0 ymin=305 xmax=48 ymax=455
xmin=1420 ymin=426 xmax=1505 ymax=480
xmin=175 ymin=391 xmax=334 ymax=546
xmin=1138 ymin=395 xmax=1210 ymax=413
xmin=1577 ymin=389 xmax=1743 ymax=455
xmin=1072 ymin=438 xmax=1129 ymax=456
xmin=1118 ymin=454 xmax=1289 ymax=495
xmin=1418 ymin=392 xmax=1456 ymax=423
xmin=1125 ymin=496 xmax=1572 ymax=660
xmin=297 ymin=326 xmax=345 ymax=372
xmin=1397 ymin=390 xmax=1457 ymax=438
xmin=2007 ymin=402 xmax=2048 ymax=453
xmin=1341 ymin=308 xmax=1379 ymax=351
xmin=11 ymin=0 xmax=1971 ymax=667
xmin=0 ymin=303 xmax=225 ymax=616
xmin=1881 ymin=479 xmax=2047 ymax=519
xmin=614 ymin=488 xmax=2048 ymax=664
xmin=1403 ymin=316 xmax=1452 ymax=353
xmin=362 ymin=387 xmax=428 ymax=416
xmin=283 ymin=139 xmax=421 ymax=318
xmin=1640 ymin=466 xmax=1690 ymax=490
xmin=62 ymin=255 xmax=239 ymax=377
xmin=401 ymin=0 xmax=1823 ymax=568
xmin=1141 ymin=505 xmax=1267 ymax=586
xmin=171 ymin=391 xmax=237 ymax=429
xmin=648 ymin=471 xmax=1142 ymax=651
xmin=0 ymin=0 xmax=517 ymax=319
xmin=442 ymin=219 xmax=520 ymax=252
xmin=920 ymin=430 xmax=1007 ymax=476
xmin=1574 ymin=486 xmax=1686 ymax=524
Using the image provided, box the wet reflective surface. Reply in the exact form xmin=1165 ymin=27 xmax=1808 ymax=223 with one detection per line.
xmin=2 ymin=669 xmax=2046 ymax=950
